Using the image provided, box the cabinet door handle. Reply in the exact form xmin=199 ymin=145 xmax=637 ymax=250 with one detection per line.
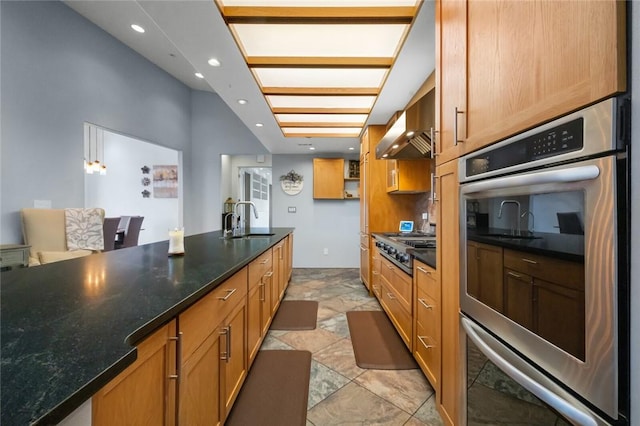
xmin=168 ymin=331 xmax=183 ymax=380
xmin=432 ymin=176 xmax=439 ymax=203
xmin=259 ymin=282 xmax=265 ymax=301
xmin=522 ymin=258 xmax=538 ymax=265
xmin=430 ymin=127 xmax=439 ymax=158
xmin=217 ymin=288 xmax=237 ymax=301
xmin=219 ymin=326 xmax=231 ymax=362
xmin=454 ymin=107 xmax=465 ymax=146
xmin=386 ymin=264 xmax=394 ymax=270
xmin=264 ymin=271 xmax=274 ymax=278
xmin=507 ymin=271 xmax=522 ymax=279
xmin=418 ymin=298 xmax=433 ymax=310
xmin=417 ymin=266 xmax=431 ymax=275
xmin=418 ymin=335 xmax=435 ymax=350
xmin=360 ymin=246 xmax=367 ymax=252
xmin=387 ymin=292 xmax=395 ymax=300
xmin=372 ymin=271 xmax=379 ymax=275
xmin=260 ymin=258 xmax=269 ymax=264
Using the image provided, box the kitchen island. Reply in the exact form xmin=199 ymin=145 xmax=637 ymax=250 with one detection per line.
xmin=0 ymin=228 xmax=293 ymax=425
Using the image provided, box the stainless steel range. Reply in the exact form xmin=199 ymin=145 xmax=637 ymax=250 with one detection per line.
xmin=373 ymin=233 xmax=436 ymax=275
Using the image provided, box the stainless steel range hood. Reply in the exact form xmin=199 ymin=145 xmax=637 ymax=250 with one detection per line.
xmin=375 ymin=88 xmax=435 ymax=160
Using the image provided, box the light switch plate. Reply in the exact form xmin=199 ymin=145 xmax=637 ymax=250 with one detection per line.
xmin=34 ymin=200 xmax=52 ymax=208
xmin=288 ymin=206 xmax=296 ymax=213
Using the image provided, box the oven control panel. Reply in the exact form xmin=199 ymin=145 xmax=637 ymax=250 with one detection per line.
xmin=466 ymin=118 xmax=584 ymax=178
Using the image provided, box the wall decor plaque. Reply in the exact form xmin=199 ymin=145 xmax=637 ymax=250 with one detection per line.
xmin=280 ymin=170 xmax=303 ymax=196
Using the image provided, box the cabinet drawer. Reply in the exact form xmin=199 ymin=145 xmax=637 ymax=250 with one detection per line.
xmin=503 ymin=249 xmax=583 ymax=290
xmin=381 ymin=283 xmax=412 ymax=350
xmin=381 ymin=259 xmax=412 ymax=313
xmin=414 ymin=261 xmax=438 ymax=303
xmin=360 ymin=233 xmax=369 ymax=248
xmin=248 ymin=249 xmax=273 ymax=289
xmin=180 ymin=268 xmax=248 ymax=360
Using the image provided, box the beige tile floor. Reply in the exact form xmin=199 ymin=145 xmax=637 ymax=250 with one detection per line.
xmin=259 ymin=268 xmax=445 ymax=426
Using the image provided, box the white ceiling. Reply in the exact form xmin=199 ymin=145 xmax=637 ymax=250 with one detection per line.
xmin=63 ymin=0 xmax=435 ymax=154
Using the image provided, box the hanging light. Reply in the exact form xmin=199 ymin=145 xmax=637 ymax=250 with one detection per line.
xmin=84 ymin=123 xmax=107 ymax=175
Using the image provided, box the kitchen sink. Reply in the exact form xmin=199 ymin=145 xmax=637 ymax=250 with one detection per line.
xmin=229 ymin=233 xmax=275 ymax=239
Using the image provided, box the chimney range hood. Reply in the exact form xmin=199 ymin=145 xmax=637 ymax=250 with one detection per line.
xmin=375 ymin=88 xmax=435 ymax=160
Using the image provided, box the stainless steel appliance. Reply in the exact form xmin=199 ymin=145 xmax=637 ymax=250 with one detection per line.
xmin=459 ymin=97 xmax=629 ymax=425
xmin=373 ymin=233 xmax=436 ymax=275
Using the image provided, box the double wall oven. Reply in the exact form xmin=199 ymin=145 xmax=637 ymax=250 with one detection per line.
xmin=459 ymin=98 xmax=629 ymax=425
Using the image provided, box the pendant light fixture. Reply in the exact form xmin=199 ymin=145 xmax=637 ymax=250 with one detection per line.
xmin=84 ymin=123 xmax=107 ymax=175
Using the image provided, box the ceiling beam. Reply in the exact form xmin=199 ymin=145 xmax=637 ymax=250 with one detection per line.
xmin=283 ymin=131 xmax=362 ymax=138
xmin=247 ymin=56 xmax=393 ymax=68
xmin=271 ymin=107 xmax=371 ymax=114
xmin=262 ymin=87 xmax=380 ymax=96
xmin=277 ymin=122 xmax=365 ymax=128
xmin=221 ymin=6 xmax=417 ymax=24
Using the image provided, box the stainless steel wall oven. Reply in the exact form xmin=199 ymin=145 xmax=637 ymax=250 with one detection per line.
xmin=458 ymin=97 xmax=630 ymax=425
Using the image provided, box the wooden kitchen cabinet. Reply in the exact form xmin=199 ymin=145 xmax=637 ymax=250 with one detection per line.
xmin=385 ymin=158 xmax=431 ymax=194
xmin=435 ymin=0 xmax=626 ymax=165
xmin=247 ymin=249 xmax=274 ymax=365
xmin=503 ymin=248 xmax=585 ymax=360
xmin=371 ymin=250 xmax=382 ymax=300
xmin=466 ymin=241 xmax=503 ymax=313
xmin=379 ymin=256 xmax=413 ymax=350
xmin=413 ymin=260 xmax=441 ymax=390
xmin=178 ymin=268 xmax=248 ymax=425
xmin=313 ymin=158 xmax=345 ymax=199
xmin=436 ymin=159 xmax=460 ymax=426
xmin=359 ymin=125 xmax=427 ymax=295
xmin=273 ymin=239 xmax=285 ymax=309
xmin=93 ymin=321 xmax=177 ymax=426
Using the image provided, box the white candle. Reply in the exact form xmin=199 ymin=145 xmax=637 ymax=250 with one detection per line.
xmin=168 ymin=228 xmax=185 ymax=255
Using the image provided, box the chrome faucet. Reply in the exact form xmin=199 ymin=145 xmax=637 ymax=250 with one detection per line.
xmin=223 ymin=212 xmax=237 ymax=238
xmin=233 ymin=201 xmax=259 ymax=236
xmin=521 ymin=210 xmax=535 ymax=235
xmin=498 ymin=200 xmax=521 ymax=235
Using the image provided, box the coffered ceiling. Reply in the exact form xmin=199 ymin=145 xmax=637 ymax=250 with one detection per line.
xmin=64 ymin=0 xmax=435 ymax=154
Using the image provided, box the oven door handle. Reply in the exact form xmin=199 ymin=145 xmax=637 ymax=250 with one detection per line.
xmin=461 ymin=165 xmax=600 ymax=195
xmin=461 ymin=316 xmax=599 ymax=426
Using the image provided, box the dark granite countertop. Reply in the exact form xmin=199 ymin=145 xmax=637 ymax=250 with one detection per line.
xmin=467 ymin=227 xmax=584 ymax=263
xmin=409 ymin=248 xmax=436 ymax=269
xmin=0 ymin=228 xmax=293 ymax=425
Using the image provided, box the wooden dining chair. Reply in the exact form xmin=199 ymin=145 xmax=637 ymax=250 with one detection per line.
xmin=102 ymin=217 xmax=121 ymax=252
xmin=121 ymin=216 xmax=144 ymax=248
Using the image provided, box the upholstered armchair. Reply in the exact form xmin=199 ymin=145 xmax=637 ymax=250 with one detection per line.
xmin=20 ymin=208 xmax=105 ymax=266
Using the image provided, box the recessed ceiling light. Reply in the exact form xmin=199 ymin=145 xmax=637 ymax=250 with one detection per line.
xmin=208 ymin=58 xmax=221 ymax=67
xmin=195 ymin=72 xmax=204 ymax=79
xmin=309 ymin=147 xmax=316 ymax=151
xmin=255 ymin=123 xmax=264 ymax=127
xmin=392 ymin=144 xmax=399 ymax=149
xmin=382 ymin=153 xmax=389 ymax=158
xmin=238 ymin=99 xmax=248 ymax=105
xmin=349 ymin=147 xmax=355 ymax=151
xmin=131 ymin=24 xmax=145 ymax=33
xmin=406 ymin=131 xmax=415 ymax=137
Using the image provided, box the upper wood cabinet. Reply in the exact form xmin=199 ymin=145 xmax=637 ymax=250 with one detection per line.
xmin=385 ymin=159 xmax=431 ymax=194
xmin=313 ymin=158 xmax=345 ymax=199
xmin=435 ymin=0 xmax=626 ymax=165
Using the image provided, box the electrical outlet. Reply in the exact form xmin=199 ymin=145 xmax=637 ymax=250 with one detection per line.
xmin=422 ymin=212 xmax=429 ymax=220
xmin=323 ymin=248 xmax=329 ymax=255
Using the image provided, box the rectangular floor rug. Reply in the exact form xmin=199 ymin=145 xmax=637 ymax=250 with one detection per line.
xmin=225 ymin=350 xmax=312 ymax=426
xmin=346 ymin=310 xmax=418 ymax=370
xmin=270 ymin=300 xmax=318 ymax=330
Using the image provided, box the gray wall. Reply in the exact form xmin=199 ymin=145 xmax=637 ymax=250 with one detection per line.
xmin=272 ymin=154 xmax=360 ymax=268
xmin=0 ymin=0 xmax=190 ymax=241
xmin=0 ymin=1 xmax=268 ymax=242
